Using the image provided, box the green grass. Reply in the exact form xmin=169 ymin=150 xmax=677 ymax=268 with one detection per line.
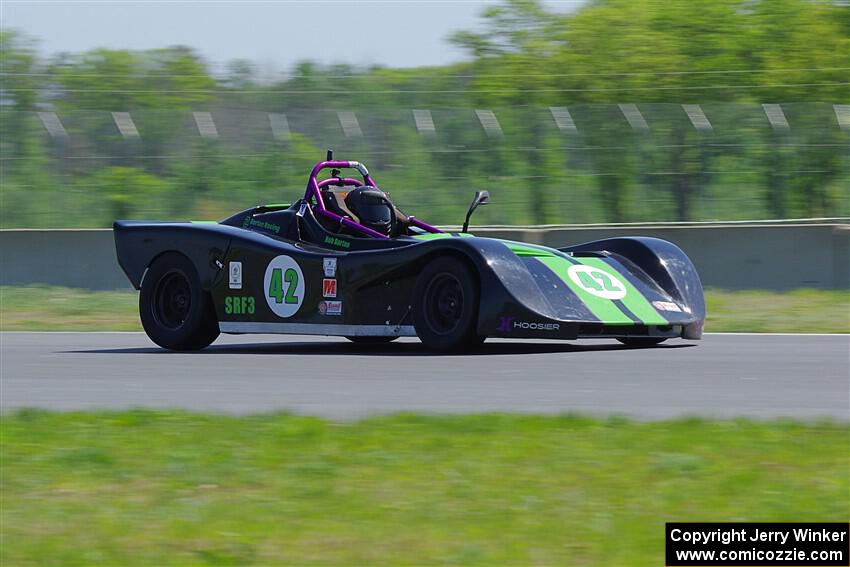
xmin=705 ymin=289 xmax=849 ymax=333
xmin=0 ymin=285 xmax=142 ymax=331
xmin=0 ymin=286 xmax=847 ymax=333
xmin=1 ymin=411 xmax=847 ymax=566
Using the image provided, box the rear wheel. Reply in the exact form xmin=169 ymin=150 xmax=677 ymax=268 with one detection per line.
xmin=617 ymin=337 xmax=667 ymax=347
xmin=140 ymin=252 xmax=219 ymax=351
xmin=345 ymin=336 xmax=398 ymax=344
xmin=413 ymin=256 xmax=483 ymax=352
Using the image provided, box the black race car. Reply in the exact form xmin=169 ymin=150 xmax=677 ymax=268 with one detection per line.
xmin=114 ymin=153 xmax=705 ymax=352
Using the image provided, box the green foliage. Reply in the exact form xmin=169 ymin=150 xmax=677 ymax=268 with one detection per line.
xmin=0 ymin=0 xmax=848 ymax=227
xmin=51 ymin=46 xmax=216 ymax=111
xmin=75 ymin=166 xmax=171 ymax=223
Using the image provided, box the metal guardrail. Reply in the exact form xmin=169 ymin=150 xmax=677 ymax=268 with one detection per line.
xmin=31 ymin=105 xmax=850 ymax=142
xmin=1 ymin=222 xmax=848 ymax=291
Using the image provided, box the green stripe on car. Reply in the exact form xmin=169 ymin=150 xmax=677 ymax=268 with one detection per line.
xmin=571 ymin=256 xmax=669 ymax=326
xmin=501 ymin=241 xmax=556 ymax=257
xmin=535 ymin=255 xmax=634 ymax=324
xmin=413 ymin=233 xmax=474 ymax=241
xmin=414 ymin=234 xmax=669 ymax=326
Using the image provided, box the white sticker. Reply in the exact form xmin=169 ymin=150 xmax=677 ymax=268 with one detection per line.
xmin=567 ymin=264 xmax=627 ymax=300
xmin=319 ymin=300 xmax=342 ymax=316
xmin=323 ymin=257 xmax=337 ymax=277
xmin=263 ymin=255 xmax=305 ymax=318
xmin=653 ymin=300 xmax=682 ymax=313
xmin=297 ymin=203 xmax=307 ymax=217
xmin=228 ymin=262 xmax=242 ymax=290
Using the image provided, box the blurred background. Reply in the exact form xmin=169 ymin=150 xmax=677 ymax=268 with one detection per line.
xmin=2 ymin=4 xmax=848 ymax=565
xmin=1 ymin=0 xmax=848 ymax=229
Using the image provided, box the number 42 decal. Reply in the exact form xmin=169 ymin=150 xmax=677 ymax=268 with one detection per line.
xmin=577 ymin=270 xmax=620 ymax=293
xmin=567 ymin=264 xmax=627 ymax=300
xmin=263 ymin=255 xmax=305 ymax=317
xmin=268 ymin=267 xmax=299 ymax=304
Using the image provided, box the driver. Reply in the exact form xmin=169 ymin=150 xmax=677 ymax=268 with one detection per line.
xmin=344 ymin=186 xmax=396 ymax=236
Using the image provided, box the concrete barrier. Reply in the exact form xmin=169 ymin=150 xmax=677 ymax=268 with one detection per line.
xmin=1 ymin=221 xmax=848 ymax=291
xmin=0 ymin=229 xmax=131 ymax=290
xmin=473 ymin=221 xmax=850 ymax=291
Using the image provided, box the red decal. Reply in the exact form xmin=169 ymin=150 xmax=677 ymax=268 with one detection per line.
xmin=322 ymin=278 xmax=337 ymax=298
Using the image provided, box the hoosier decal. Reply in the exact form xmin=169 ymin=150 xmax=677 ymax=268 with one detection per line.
xmin=496 ymin=316 xmax=559 ymax=332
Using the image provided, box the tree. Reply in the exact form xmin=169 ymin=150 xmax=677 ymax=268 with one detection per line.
xmin=450 ymin=0 xmax=849 ymax=222
xmin=51 ymin=46 xmax=216 ymax=111
xmin=0 ymin=30 xmax=43 ymax=159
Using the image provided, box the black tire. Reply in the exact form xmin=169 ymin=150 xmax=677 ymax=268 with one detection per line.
xmin=345 ymin=336 xmax=399 ymax=344
xmin=139 ymin=252 xmax=219 ymax=351
xmin=617 ymin=337 xmax=667 ymax=347
xmin=412 ymin=256 xmax=482 ymax=352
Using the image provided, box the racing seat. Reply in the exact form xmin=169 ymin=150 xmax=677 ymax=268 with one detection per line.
xmin=318 ymin=187 xmax=360 ymax=233
xmin=390 ymin=204 xmax=410 ymax=237
xmin=322 ymin=188 xmax=358 ymax=220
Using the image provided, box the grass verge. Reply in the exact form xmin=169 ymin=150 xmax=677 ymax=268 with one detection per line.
xmin=1 ymin=411 xmax=847 ymax=565
xmin=0 ymin=285 xmax=142 ymax=331
xmin=0 ymin=285 xmax=847 ymax=333
xmin=705 ymin=288 xmax=849 ymax=333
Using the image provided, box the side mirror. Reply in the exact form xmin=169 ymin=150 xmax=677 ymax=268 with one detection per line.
xmin=462 ymin=190 xmax=490 ymax=233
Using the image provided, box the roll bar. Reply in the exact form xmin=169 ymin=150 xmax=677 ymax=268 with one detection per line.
xmin=304 ymin=159 xmax=442 ymax=239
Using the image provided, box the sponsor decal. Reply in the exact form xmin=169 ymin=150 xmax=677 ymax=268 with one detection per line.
xmin=652 ymin=300 xmax=682 ymax=313
xmin=224 ymin=296 xmax=255 ymax=315
xmin=242 ymin=217 xmax=281 ymax=233
xmin=228 ymin=261 xmax=242 ymax=289
xmin=513 ymin=321 xmax=560 ymax=331
xmin=497 ymin=316 xmax=514 ymax=332
xmin=323 ymin=257 xmax=337 ymax=277
xmin=296 ymin=203 xmax=307 ymax=217
xmin=319 ymin=300 xmax=343 ymax=316
xmin=263 ymin=255 xmax=305 ymax=318
xmin=496 ymin=316 xmax=560 ymax=332
xmin=322 ymin=278 xmax=337 ymax=298
xmin=324 ymin=235 xmax=351 ymax=249
xmin=567 ymin=264 xmax=627 ymax=300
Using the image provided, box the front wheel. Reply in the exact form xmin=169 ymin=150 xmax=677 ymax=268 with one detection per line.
xmin=617 ymin=337 xmax=667 ymax=347
xmin=412 ymin=256 xmax=482 ymax=352
xmin=139 ymin=252 xmax=219 ymax=351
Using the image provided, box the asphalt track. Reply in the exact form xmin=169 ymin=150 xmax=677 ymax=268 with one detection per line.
xmin=1 ymin=332 xmax=847 ymax=420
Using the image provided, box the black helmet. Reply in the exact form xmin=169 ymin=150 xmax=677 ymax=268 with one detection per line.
xmin=345 ymin=186 xmax=395 ymax=236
